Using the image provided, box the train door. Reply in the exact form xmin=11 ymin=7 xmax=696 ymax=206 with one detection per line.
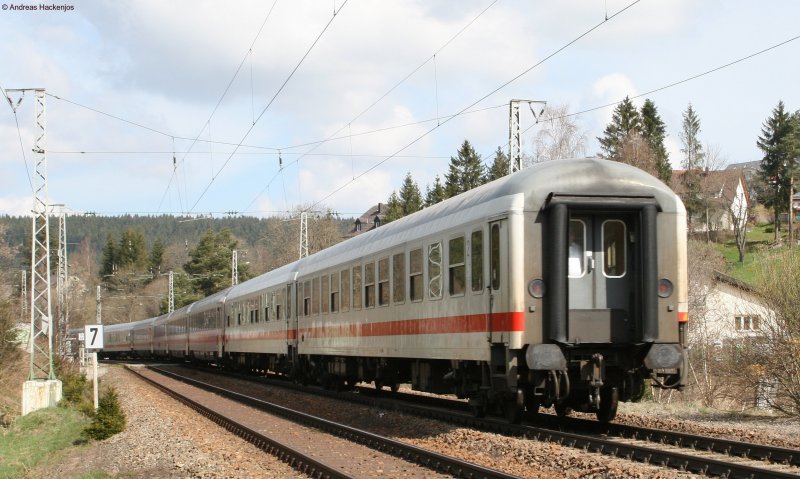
xmin=287 ymin=283 xmax=298 ymax=361
xmin=489 ymin=220 xmax=509 ymax=343
xmin=567 ymin=215 xmax=634 ymax=343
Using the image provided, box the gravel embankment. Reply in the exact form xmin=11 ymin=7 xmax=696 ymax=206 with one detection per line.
xmin=27 ymin=365 xmax=305 ymax=478
xmin=28 ymin=364 xmax=800 ymax=479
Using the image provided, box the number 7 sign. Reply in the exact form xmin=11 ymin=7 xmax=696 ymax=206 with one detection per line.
xmin=84 ymin=325 xmax=104 ymax=349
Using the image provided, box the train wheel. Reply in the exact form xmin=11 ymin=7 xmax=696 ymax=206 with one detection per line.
xmin=596 ymin=387 xmax=618 ymax=423
xmin=470 ymin=403 xmax=486 ymax=418
xmin=504 ymin=399 xmax=523 ymax=424
xmin=524 ymin=395 xmax=539 ymax=418
xmin=555 ymin=402 xmax=572 ymax=418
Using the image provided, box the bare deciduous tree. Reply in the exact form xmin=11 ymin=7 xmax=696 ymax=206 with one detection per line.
xmin=529 ymin=104 xmax=587 ymax=164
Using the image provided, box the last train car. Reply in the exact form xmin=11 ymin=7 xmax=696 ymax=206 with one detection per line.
xmin=285 ymin=157 xmax=686 ymax=422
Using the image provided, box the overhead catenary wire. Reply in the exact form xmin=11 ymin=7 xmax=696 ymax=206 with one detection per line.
xmin=494 ymin=31 xmax=800 ymax=168
xmin=240 ymin=0 xmax=499 ymax=212
xmin=156 ymin=0 xmax=281 ymax=214
xmin=308 ymin=0 xmax=643 ymax=211
xmin=189 ymin=0 xmax=351 ymax=214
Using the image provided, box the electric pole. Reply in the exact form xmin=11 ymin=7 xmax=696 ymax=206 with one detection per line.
xmin=55 ymin=205 xmax=68 ymax=357
xmin=6 ymin=87 xmax=62 ymax=414
xmin=299 ymin=211 xmax=309 ymax=259
xmin=508 ymin=99 xmax=546 ymax=175
xmin=231 ymin=250 xmax=239 ymax=285
xmin=168 ymin=270 xmax=174 ymax=312
xmin=96 ymin=285 xmax=102 ymax=324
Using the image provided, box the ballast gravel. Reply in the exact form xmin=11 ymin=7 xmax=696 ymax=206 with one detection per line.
xmin=26 ymin=364 xmax=800 ymax=479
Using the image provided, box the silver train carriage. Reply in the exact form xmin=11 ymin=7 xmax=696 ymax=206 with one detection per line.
xmin=103 ymin=158 xmax=687 ymax=422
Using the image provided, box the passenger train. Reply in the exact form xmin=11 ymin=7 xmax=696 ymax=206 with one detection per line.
xmin=101 ymin=158 xmax=688 ymax=423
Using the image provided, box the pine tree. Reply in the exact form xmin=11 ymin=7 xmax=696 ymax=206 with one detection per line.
xmin=117 ymin=229 xmax=147 ymax=271
xmin=679 ymin=103 xmax=704 ymax=170
xmin=598 ymin=96 xmax=641 ymax=161
xmin=640 ymin=99 xmax=672 ymax=183
xmin=100 ymin=234 xmax=117 ymax=277
xmin=485 ymin=147 xmax=509 ymax=182
xmin=444 ymin=140 xmax=484 ymax=198
xmin=424 ymin=175 xmax=446 ymax=207
xmin=148 ymin=238 xmax=165 ymax=275
xmin=383 ymin=191 xmax=404 ymax=223
xmin=184 ymin=229 xmax=246 ymax=296
xmin=398 ymin=172 xmax=423 ymax=215
xmin=678 ymin=104 xmax=706 ymax=227
xmin=757 ymin=101 xmax=799 ymax=240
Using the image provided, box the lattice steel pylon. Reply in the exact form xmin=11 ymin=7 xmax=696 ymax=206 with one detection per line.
xmin=508 ymin=99 xmax=547 ymax=175
xmin=55 ymin=206 xmax=68 ymax=358
xmin=299 ymin=211 xmax=309 ymax=259
xmin=26 ymin=89 xmax=55 ymax=381
xmin=168 ymin=270 xmax=174 ymax=313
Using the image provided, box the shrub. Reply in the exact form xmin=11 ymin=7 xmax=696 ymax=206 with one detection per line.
xmin=82 ymin=386 xmax=126 ymax=440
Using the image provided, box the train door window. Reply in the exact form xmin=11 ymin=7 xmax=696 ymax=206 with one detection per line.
xmin=227 ymin=315 xmax=231 ymax=327
xmin=352 ymin=265 xmax=362 ymax=310
xmin=237 ymin=312 xmax=242 ymax=325
xmin=602 ymin=220 xmax=626 ymax=278
xmin=365 ymin=262 xmax=376 ymax=308
xmin=378 ymin=257 xmax=390 ymax=306
xmin=490 ymin=224 xmax=500 ymax=290
xmin=341 ymin=269 xmax=350 ymax=312
xmin=568 ymin=220 xmax=586 ymax=278
xmin=392 ymin=252 xmax=405 ymax=304
xmin=312 ymin=277 xmax=320 ymax=315
xmin=449 ymin=236 xmax=465 ymax=296
xmin=303 ymin=280 xmax=311 ymax=316
xmin=330 ymin=272 xmax=339 ymax=313
xmin=322 ymin=274 xmax=330 ymax=314
xmin=410 ymin=248 xmax=423 ymax=302
xmin=428 ymin=242 xmax=443 ymax=299
xmin=471 ymin=230 xmax=483 ymax=292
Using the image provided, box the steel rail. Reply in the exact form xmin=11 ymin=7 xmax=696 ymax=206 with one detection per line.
xmin=144 ymin=365 xmax=522 ymax=479
xmin=125 ymin=365 xmax=351 ymax=479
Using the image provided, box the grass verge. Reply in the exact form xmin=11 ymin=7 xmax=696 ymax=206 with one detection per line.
xmin=0 ymin=407 xmax=90 ymax=478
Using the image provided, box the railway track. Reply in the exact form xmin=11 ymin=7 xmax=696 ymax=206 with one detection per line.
xmin=126 ymin=364 xmax=522 ymax=479
xmin=156 ymin=363 xmax=800 ymax=479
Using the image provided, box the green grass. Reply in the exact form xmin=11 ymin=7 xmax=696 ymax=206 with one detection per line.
xmin=0 ymin=407 xmax=90 ymax=478
xmin=715 ymin=224 xmax=800 ymax=284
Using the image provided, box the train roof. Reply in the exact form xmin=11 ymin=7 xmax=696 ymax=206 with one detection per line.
xmin=224 ymin=158 xmax=683 ymax=295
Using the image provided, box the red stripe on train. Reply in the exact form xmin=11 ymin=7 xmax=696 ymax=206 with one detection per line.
xmin=221 ymin=312 xmax=525 ymax=342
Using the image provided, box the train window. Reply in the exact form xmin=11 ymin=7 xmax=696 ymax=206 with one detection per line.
xmin=568 ymin=220 xmax=586 ymax=278
xmin=378 ymin=257 xmax=390 ymax=306
xmin=449 ymin=236 xmax=465 ymax=296
xmin=330 ymin=272 xmax=339 ymax=313
xmin=393 ymin=253 xmax=405 ymax=304
xmin=312 ymin=277 xmax=320 ymax=315
xmin=602 ymin=220 xmax=626 ymax=278
xmin=428 ymin=242 xmax=442 ymax=299
xmin=410 ymin=248 xmax=423 ymax=301
xmin=341 ymin=269 xmax=350 ymax=312
xmin=491 ymin=225 xmax=500 ymax=290
xmin=237 ymin=312 xmax=242 ymax=325
xmin=227 ymin=315 xmax=231 ymax=327
xmin=365 ymin=262 xmax=376 ymax=308
xmin=303 ymin=280 xmax=311 ymax=316
xmin=322 ymin=275 xmax=330 ymax=314
xmin=265 ymin=306 xmax=270 ymax=322
xmin=352 ymin=265 xmax=362 ymax=310
xmin=255 ymin=309 xmax=260 ymax=323
xmin=471 ymin=230 xmax=483 ymax=292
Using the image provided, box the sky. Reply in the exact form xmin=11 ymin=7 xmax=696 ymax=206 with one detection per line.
xmin=1 ymin=0 xmax=799 ymax=219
